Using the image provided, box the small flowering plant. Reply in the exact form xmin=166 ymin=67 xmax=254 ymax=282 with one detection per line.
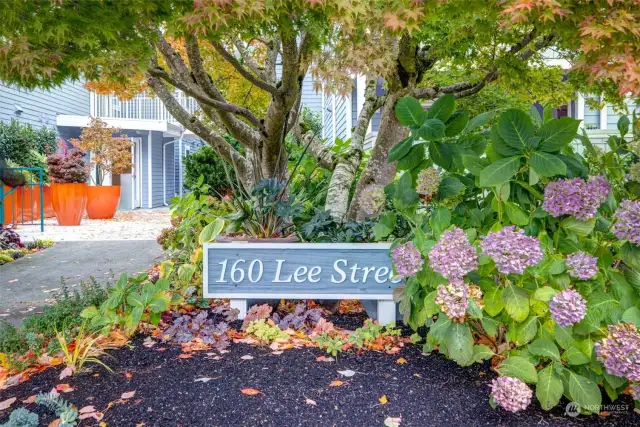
xmin=383 ymin=96 xmax=640 ymax=414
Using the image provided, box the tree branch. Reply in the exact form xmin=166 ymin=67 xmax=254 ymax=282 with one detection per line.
xmin=211 ymin=40 xmax=280 ymax=97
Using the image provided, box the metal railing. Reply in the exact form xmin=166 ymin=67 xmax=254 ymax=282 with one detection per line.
xmin=91 ymin=92 xmax=200 ymax=123
xmin=0 ymin=167 xmax=45 ymax=232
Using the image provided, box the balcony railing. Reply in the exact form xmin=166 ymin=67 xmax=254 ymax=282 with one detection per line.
xmin=91 ymin=92 xmax=199 ymax=123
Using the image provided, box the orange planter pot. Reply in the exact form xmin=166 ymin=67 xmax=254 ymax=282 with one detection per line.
xmin=43 ymin=185 xmax=55 ymax=218
xmin=15 ymin=186 xmax=42 ymax=222
xmin=1 ymin=185 xmax=18 ymax=225
xmin=86 ymin=186 xmax=121 ymax=219
xmin=51 ymin=183 xmax=88 ymax=226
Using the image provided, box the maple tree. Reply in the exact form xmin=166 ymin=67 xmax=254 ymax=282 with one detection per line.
xmin=0 ymin=0 xmax=637 ymax=218
xmin=69 ymin=118 xmax=133 ymax=186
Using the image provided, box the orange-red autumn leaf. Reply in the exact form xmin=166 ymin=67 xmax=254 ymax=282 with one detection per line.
xmin=329 ymin=380 xmax=344 ymax=387
xmin=316 ymin=356 xmax=334 ymax=362
xmin=22 ymin=395 xmax=37 ymax=404
xmin=55 ymin=384 xmax=74 ymax=393
xmin=178 ymin=353 xmax=193 ymax=359
xmin=240 ymin=388 xmax=261 ymax=396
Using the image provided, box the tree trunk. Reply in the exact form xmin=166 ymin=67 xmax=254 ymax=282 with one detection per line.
xmin=347 ymin=92 xmax=408 ymax=220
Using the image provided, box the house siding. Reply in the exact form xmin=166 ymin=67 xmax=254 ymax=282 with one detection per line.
xmin=335 ymin=95 xmax=349 ymax=140
xmin=323 ymin=94 xmax=334 ymax=143
xmin=0 ymin=80 xmax=89 ymax=128
xmin=140 ymin=134 xmax=149 ymax=208
xmin=150 ymin=131 xmax=164 ymax=208
xmin=351 ymin=86 xmax=358 ymax=128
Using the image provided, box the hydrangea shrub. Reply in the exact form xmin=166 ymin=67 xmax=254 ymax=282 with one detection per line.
xmin=381 ymin=95 xmax=640 ymax=413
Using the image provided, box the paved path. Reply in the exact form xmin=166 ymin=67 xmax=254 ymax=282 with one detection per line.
xmin=0 ymin=240 xmax=163 ymax=325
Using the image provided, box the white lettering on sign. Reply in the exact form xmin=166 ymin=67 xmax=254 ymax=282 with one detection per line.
xmin=214 ymin=257 xmax=398 ymax=285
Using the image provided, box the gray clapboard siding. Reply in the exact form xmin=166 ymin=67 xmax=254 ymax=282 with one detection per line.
xmin=204 ymin=243 xmax=399 ymax=299
xmin=335 ymin=95 xmax=348 ymax=140
xmin=0 ymin=80 xmax=89 ymax=128
xmin=150 ymin=131 xmax=164 ymax=207
xmin=140 ymin=135 xmax=149 ymax=207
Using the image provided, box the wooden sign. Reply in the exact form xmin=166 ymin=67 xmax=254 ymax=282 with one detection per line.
xmin=203 ymin=243 xmax=399 ymax=324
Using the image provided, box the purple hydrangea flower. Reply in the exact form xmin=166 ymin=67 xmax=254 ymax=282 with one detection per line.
xmin=595 ymin=323 xmax=640 ymax=382
xmin=566 ymin=251 xmax=599 ymax=280
xmin=435 ymin=278 xmax=469 ymax=319
xmin=613 ymin=200 xmax=640 ymax=246
xmin=480 ymin=226 xmax=544 ymax=275
xmin=490 ymin=376 xmax=533 ymax=413
xmin=360 ymin=184 xmax=386 ymax=217
xmin=429 ymin=227 xmax=478 ymax=279
xmin=416 ymin=168 xmax=440 ymax=198
xmin=392 ymin=242 xmax=423 ymax=277
xmin=631 ymin=383 xmax=640 ymax=401
xmin=549 ymin=289 xmax=587 ymax=327
xmin=542 ymin=176 xmax=610 ymax=220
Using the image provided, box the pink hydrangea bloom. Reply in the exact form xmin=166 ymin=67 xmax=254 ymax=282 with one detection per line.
xmin=392 ymin=242 xmax=423 ymax=277
xmin=566 ymin=251 xmax=599 ymax=280
xmin=480 ymin=226 xmax=543 ymax=275
xmin=429 ymin=227 xmax=478 ymax=279
xmin=595 ymin=323 xmax=640 ymax=382
xmin=549 ymin=289 xmax=587 ymax=327
xmin=435 ymin=278 xmax=469 ymax=319
xmin=490 ymin=376 xmax=533 ymax=413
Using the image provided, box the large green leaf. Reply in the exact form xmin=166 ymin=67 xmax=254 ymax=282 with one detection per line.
xmin=561 ymin=217 xmax=596 ymax=237
xmin=373 ymin=212 xmax=396 ymax=240
xmin=464 ymin=111 xmax=495 ymax=133
xmin=420 ymin=119 xmax=446 ymax=140
xmin=498 ymin=109 xmax=534 ymax=151
xmin=536 ymin=366 xmax=564 ymax=410
xmin=562 ymin=346 xmax=590 ymax=365
xmin=437 ymin=176 xmax=464 ymax=198
xmin=498 ymin=356 xmax=538 ymax=383
xmin=567 ymin=370 xmax=602 ymax=409
xmin=528 ymin=338 xmax=560 ymax=361
xmin=483 ymin=286 xmax=504 ymax=317
xmin=430 ymin=207 xmax=451 ymax=240
xmin=428 ymin=140 xmax=452 ymax=169
xmin=622 ymin=306 xmax=640 ymax=328
xmin=445 ymin=110 xmax=470 ymax=136
xmin=397 ymin=144 xmax=425 ymax=171
xmin=462 ymin=155 xmax=489 ymax=176
xmin=490 ymin=126 xmax=521 ymax=156
xmin=502 ymin=284 xmax=530 ymax=322
xmin=516 ymin=315 xmax=539 ymax=345
xmin=395 ymin=97 xmax=424 ymax=127
xmin=426 ymin=94 xmax=455 ymax=122
xmin=554 ymin=324 xmax=574 ymax=349
xmin=393 ymin=173 xmax=419 ymax=211
xmin=199 ymin=217 xmax=225 ymax=245
xmin=444 ymin=323 xmax=474 ymax=366
xmin=538 ymin=117 xmax=581 ymax=152
xmin=388 ymin=137 xmax=414 ymax=163
xmin=473 ymin=344 xmax=494 ymax=362
xmin=479 ymin=156 xmax=521 ymax=187
xmin=529 ymin=151 xmax=567 ymax=177
xmin=504 ymin=202 xmax=530 ymax=226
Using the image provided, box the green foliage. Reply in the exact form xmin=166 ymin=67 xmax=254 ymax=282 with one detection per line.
xmin=245 ymin=319 xmax=288 ymax=343
xmin=348 ymin=320 xmax=401 ymax=348
xmin=183 ymin=145 xmax=236 ymax=197
xmin=0 ymin=407 xmax=39 ymax=427
xmin=296 ymin=210 xmax=376 ymax=242
xmin=35 ymin=392 xmax=78 ymax=427
xmin=313 ymin=333 xmax=347 ymax=357
xmin=386 ymin=95 xmax=640 ymax=413
xmin=0 ymin=253 xmax=14 ymax=265
xmin=80 ymin=273 xmax=178 ymax=336
xmin=0 ymin=119 xmax=55 ymax=179
xmin=0 ymin=320 xmax=26 ymax=355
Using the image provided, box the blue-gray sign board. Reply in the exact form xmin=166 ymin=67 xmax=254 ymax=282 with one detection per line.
xmin=203 ymin=243 xmax=400 ymax=300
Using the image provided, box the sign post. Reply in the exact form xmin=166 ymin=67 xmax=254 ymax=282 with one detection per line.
xmin=203 ymin=243 xmax=400 ymax=324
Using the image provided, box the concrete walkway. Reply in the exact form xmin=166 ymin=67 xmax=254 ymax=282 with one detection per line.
xmin=0 ymin=240 xmax=163 ymax=325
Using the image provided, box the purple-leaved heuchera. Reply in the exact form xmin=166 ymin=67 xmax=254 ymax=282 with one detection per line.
xmin=429 ymin=226 xmax=478 ymax=279
xmin=490 ymin=376 xmax=533 ymax=413
xmin=480 ymin=226 xmax=543 ymax=275
xmin=542 ymin=176 xmax=610 ymax=220
xmin=566 ymin=251 xmax=599 ymax=280
xmin=549 ymin=289 xmax=587 ymax=327
xmin=613 ymin=200 xmax=640 ymax=247
xmin=595 ymin=323 xmax=640 ymax=382
xmin=392 ymin=241 xmax=423 ymax=277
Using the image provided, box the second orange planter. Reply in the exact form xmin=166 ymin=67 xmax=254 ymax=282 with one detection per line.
xmin=51 ymin=182 xmax=88 ymax=226
xmin=86 ymin=186 xmax=121 ymax=219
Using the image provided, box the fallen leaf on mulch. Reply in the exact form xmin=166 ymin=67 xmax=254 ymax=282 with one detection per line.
xmin=55 ymin=384 xmax=74 ymax=393
xmin=337 ymin=369 xmax=356 ymax=377
xmin=316 ymin=356 xmax=334 ymax=362
xmin=305 ymin=398 xmax=317 ymax=406
xmin=121 ymin=391 xmax=136 ymax=399
xmin=59 ymin=366 xmax=75 ymax=380
xmin=271 ymin=351 xmax=283 ymax=355
xmin=142 ymin=338 xmax=156 ymax=348
xmin=240 ymin=355 xmax=254 ymax=360
xmin=0 ymin=397 xmax=16 ymax=410
xmin=379 ymin=395 xmax=388 ymax=404
xmin=125 ymin=371 xmax=133 ymax=379
xmin=156 ymin=347 xmax=168 ymax=352
xmin=240 ymin=388 xmax=261 ymax=396
xmin=80 ymin=406 xmax=96 ymax=414
xmin=22 ymin=395 xmax=36 ymax=404
xmin=177 ymin=354 xmax=192 ymax=359
xmin=384 ymin=416 xmax=402 ymax=427
xmin=396 ymin=357 xmax=407 ymax=364
xmin=329 ymin=380 xmax=344 ymax=387
xmin=194 ymin=377 xmax=219 ymax=383
xmin=48 ymin=419 xmax=61 ymax=427
xmin=78 ymin=405 xmax=104 ymax=421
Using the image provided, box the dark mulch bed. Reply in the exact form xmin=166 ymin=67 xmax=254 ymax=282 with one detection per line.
xmin=1 ymin=315 xmax=638 ymax=427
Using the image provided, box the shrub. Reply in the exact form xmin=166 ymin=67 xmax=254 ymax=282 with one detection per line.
xmin=183 ymin=145 xmax=235 ymax=196
xmin=0 ymin=226 xmax=23 ymax=249
xmin=383 ymin=95 xmax=640 ymax=413
xmin=0 ymin=119 xmax=56 ymax=167
xmin=0 ymin=253 xmax=14 ymax=265
xmin=0 ymin=320 xmax=27 ymax=354
xmin=46 ymin=142 xmax=90 ymax=183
